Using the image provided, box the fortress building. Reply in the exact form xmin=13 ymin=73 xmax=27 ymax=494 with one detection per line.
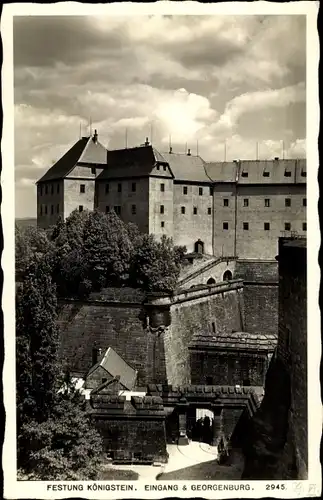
xmin=37 ymin=132 xmax=306 ymax=260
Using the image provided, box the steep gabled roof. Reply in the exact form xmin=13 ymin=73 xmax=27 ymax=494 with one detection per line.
xmin=97 ymin=145 xmax=168 ymax=180
xmin=161 ymin=152 xmax=209 ymax=182
xmin=37 ymin=136 xmax=107 ymax=183
xmin=86 ymin=347 xmax=137 ymax=390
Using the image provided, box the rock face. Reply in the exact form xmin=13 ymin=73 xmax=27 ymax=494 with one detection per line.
xmin=240 ymin=237 xmax=308 ymax=480
xmin=240 ymin=355 xmax=297 ymax=479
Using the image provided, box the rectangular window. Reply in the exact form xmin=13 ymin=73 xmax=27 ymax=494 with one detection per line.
xmin=243 ymin=199 xmax=249 ymax=207
xmin=163 ymin=165 xmax=167 ymax=171
xmin=79 ymin=205 xmax=83 ymax=212
xmin=285 ymin=222 xmax=291 ymax=231
xmin=156 ymin=165 xmax=160 ymax=171
xmin=131 ymin=204 xmax=136 ymax=215
xmin=212 ymin=322 xmax=215 ymax=333
xmin=106 ymin=206 xmax=110 ymax=214
xmin=45 ymin=205 xmax=47 ymax=215
xmin=199 ymin=187 xmax=203 ymax=196
xmin=57 ymin=184 xmax=60 ymax=194
xmin=51 ymin=184 xmax=54 ymax=195
xmin=51 ymin=205 xmax=54 ymax=215
xmin=223 ymin=199 xmax=229 ymax=207
xmin=114 ymin=206 xmax=121 ymax=215
xmin=131 ymin=182 xmax=136 ymax=192
xmin=285 ymin=198 xmax=291 ymax=207
xmin=161 ymin=221 xmax=165 ymax=228
xmin=118 ymin=183 xmax=122 ymax=193
xmin=181 ymin=206 xmax=185 ymax=214
xmin=91 ymin=167 xmax=96 ymax=175
xmin=160 ymin=183 xmax=165 ymax=192
xmin=303 ymin=198 xmax=307 ymax=207
xmin=80 ymin=184 xmax=85 ymax=193
xmin=264 ymin=222 xmax=270 ymax=231
xmin=223 ymin=222 xmax=229 ymax=230
xmin=303 ymin=222 xmax=307 ymax=231
xmin=241 ymin=171 xmax=248 ymax=177
xmin=40 ymin=205 xmax=43 ymax=216
xmin=193 ymin=207 xmax=197 ymax=215
xmin=40 ymin=185 xmax=43 ymax=196
xmin=208 ymin=207 xmax=212 ymax=215
xmin=160 ymin=205 xmax=164 ymax=214
xmin=243 ymin=222 xmax=249 ymax=230
xmin=183 ymin=186 xmax=188 ymax=195
xmin=263 ymin=171 xmax=270 ymax=177
xmin=284 ymin=170 xmax=292 ymax=177
xmin=45 ymin=185 xmax=48 ymax=195
xmin=105 ymin=183 xmax=109 ymax=194
xmin=56 ymin=204 xmax=59 ymax=214
xmin=209 ymin=187 xmax=213 ymax=196
xmin=265 ymin=199 xmax=270 ymax=207
xmin=301 ymin=170 xmax=307 ymax=177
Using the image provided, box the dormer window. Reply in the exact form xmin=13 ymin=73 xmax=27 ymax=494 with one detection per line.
xmin=241 ymin=171 xmax=248 ymax=178
xmin=284 ymin=170 xmax=292 ymax=177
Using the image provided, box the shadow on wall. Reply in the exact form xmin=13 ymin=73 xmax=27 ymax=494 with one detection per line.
xmin=240 ymin=355 xmax=299 ymax=480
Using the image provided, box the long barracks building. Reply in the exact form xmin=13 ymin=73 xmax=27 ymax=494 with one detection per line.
xmin=37 ymin=131 xmax=306 ymax=260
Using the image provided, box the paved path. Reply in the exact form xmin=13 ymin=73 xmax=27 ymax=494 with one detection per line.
xmin=102 ymin=441 xmax=219 ymax=480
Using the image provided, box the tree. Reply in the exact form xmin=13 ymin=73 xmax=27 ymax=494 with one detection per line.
xmin=129 ymin=234 xmax=186 ymax=292
xmin=82 ymin=210 xmax=136 ymax=287
xmin=18 ymin=385 xmax=103 ymax=480
xmin=15 ymin=224 xmax=52 ymax=279
xmin=48 ymin=210 xmax=139 ymax=297
xmin=16 ymin=258 xmax=104 ymax=479
xmin=16 ymin=258 xmax=60 ymax=428
xmin=48 ymin=210 xmax=92 ymax=297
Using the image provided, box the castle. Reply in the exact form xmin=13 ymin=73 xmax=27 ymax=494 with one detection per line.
xmin=37 ymin=131 xmax=306 ymax=261
xmin=35 ymin=132 xmax=308 ymax=472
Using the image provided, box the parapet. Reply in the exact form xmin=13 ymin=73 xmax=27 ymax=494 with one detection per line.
xmin=90 ymin=391 xmax=165 ymax=418
xmin=90 ymin=394 xmax=126 ymax=410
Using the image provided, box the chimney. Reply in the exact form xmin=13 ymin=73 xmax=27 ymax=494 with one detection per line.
xmin=145 ymin=137 xmax=150 ymax=146
xmin=187 ymin=148 xmax=191 ymax=156
xmin=93 ymin=129 xmax=98 ymax=143
xmin=169 ymin=146 xmax=173 ymax=154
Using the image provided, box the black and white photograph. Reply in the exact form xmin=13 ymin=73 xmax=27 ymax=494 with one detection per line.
xmin=1 ymin=1 xmax=321 ymax=498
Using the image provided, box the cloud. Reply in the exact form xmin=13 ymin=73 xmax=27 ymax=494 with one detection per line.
xmin=13 ymin=14 xmax=306 ymax=217
xmin=211 ymin=82 xmax=305 ymax=135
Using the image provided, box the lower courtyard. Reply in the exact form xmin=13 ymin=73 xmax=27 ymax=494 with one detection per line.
xmin=99 ymin=441 xmax=245 ymax=481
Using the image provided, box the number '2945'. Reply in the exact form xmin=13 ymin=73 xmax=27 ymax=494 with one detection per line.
xmin=266 ymin=484 xmax=286 ymax=490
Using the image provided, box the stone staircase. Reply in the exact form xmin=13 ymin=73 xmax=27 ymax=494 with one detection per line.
xmin=179 ymin=256 xmax=237 ymax=287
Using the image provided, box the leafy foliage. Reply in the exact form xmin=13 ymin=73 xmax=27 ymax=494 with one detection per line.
xmin=18 ymin=386 xmax=103 ymax=480
xmin=16 ymin=259 xmax=60 ymax=428
xmin=16 ymin=258 xmax=103 ymax=480
xmin=46 ymin=209 xmax=186 ymax=296
xmin=129 ymin=234 xmax=185 ymax=292
xmin=15 ymin=224 xmax=52 ymax=278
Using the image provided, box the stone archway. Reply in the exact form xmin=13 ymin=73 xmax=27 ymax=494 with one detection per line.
xmin=207 ymin=277 xmax=216 ymax=285
xmin=194 ymin=239 xmax=204 ymax=254
xmin=223 ymin=270 xmax=233 ymax=281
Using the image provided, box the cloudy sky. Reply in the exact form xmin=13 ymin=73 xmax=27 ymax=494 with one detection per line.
xmin=14 ymin=14 xmax=306 ymax=218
